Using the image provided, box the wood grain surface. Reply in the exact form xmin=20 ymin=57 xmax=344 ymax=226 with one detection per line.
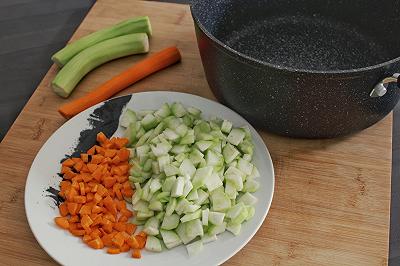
xmin=0 ymin=0 xmax=392 ymax=265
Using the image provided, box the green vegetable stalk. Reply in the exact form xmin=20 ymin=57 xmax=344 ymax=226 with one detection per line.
xmin=51 ymin=16 xmax=152 ymax=67
xmin=52 ymin=33 xmax=149 ymax=98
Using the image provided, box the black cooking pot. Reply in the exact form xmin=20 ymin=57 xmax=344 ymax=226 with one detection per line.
xmin=190 ymin=0 xmax=400 ymax=138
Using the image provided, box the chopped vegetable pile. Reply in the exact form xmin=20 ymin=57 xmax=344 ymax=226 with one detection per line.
xmin=54 ymin=132 xmax=147 ymax=259
xmin=121 ymin=102 xmax=260 ymax=256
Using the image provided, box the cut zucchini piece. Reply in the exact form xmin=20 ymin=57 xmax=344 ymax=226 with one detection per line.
xmin=221 ymin=120 xmax=232 ymax=134
xmin=226 ymin=128 xmax=245 ymax=146
xmin=186 ymin=240 xmax=203 ymax=257
xmin=161 ymin=214 xmax=180 ymax=230
xmin=145 ymin=235 xmax=162 ymax=252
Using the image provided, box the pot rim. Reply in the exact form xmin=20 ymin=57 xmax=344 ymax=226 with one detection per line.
xmin=190 ymin=5 xmax=400 ymax=75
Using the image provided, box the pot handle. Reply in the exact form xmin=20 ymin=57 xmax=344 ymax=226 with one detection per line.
xmin=370 ymin=73 xmax=400 ymax=97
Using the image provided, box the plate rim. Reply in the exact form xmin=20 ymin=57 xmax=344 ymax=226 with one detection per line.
xmin=24 ymin=91 xmax=275 ymax=265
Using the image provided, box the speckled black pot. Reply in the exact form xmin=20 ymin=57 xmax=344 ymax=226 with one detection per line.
xmin=190 ymin=0 xmax=400 ymax=138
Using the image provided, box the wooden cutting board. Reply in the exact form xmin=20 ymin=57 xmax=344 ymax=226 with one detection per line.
xmin=0 ymin=0 xmax=391 ymax=265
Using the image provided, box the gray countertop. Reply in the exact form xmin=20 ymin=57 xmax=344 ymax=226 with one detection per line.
xmin=0 ymin=0 xmax=398 ymax=264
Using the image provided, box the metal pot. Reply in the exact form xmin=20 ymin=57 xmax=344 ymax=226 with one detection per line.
xmin=190 ymin=0 xmax=400 ymax=138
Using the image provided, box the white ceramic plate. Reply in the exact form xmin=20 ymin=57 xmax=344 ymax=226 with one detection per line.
xmin=25 ymin=91 xmax=274 ymax=266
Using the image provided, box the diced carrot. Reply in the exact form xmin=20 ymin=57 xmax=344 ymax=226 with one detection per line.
xmin=88 ymin=237 xmax=104 ymax=249
xmin=60 ymin=180 xmax=71 ymax=191
xmin=68 ymin=215 xmax=79 ymax=223
xmin=132 ymin=249 xmax=141 ymax=259
xmin=121 ymin=243 xmax=130 ymax=252
xmin=102 ymin=233 xmax=114 ymax=247
xmin=113 ymin=137 xmax=129 ymax=149
xmin=63 ymin=169 xmax=77 ymax=180
xmin=92 ymin=166 xmax=104 ymax=182
xmin=117 ymin=149 xmax=130 ymax=161
xmin=91 ymin=154 xmax=104 ymax=164
xmin=122 ymin=187 xmax=134 ymax=198
xmin=102 ymin=140 xmax=114 ymax=149
xmin=112 ymin=232 xmax=126 ymax=248
xmin=102 ymin=157 xmax=112 ymax=165
xmin=107 ymin=247 xmax=121 ymax=254
xmin=81 ymin=214 xmax=93 ymax=230
xmin=120 ymin=208 xmax=133 ymax=218
xmin=67 ymin=202 xmax=79 ymax=215
xmin=103 ymin=213 xmax=116 ymax=223
xmin=71 ymin=158 xmax=82 ymax=163
xmin=118 ymin=216 xmax=128 ymax=223
xmin=81 ymin=153 xmax=89 ymax=163
xmin=135 ymin=236 xmax=146 ymax=249
xmin=86 ymin=192 xmax=94 ymax=202
xmin=97 ymin=132 xmax=108 ymax=144
xmin=80 ymin=164 xmax=90 ymax=173
xmin=92 ymin=205 xmax=103 ymax=214
xmin=70 ymin=229 xmax=86 ymax=236
xmin=90 ymin=228 xmax=103 ymax=239
xmin=114 ymin=222 xmax=126 ymax=232
xmin=103 ymin=196 xmax=117 ymax=216
xmin=137 ymin=231 xmax=147 ymax=238
xmin=54 ymin=217 xmax=69 ymax=229
xmin=122 ymin=181 xmax=131 ymax=190
xmin=102 ymin=223 xmax=113 ymax=234
xmin=107 ymin=188 xmax=115 ymax=198
xmin=79 ymin=182 xmax=86 ymax=195
xmin=127 ymin=236 xmax=140 ymax=249
xmin=111 ymin=167 xmax=122 ymax=176
xmin=59 ymin=202 xmax=69 ymax=217
xmin=95 ymin=145 xmax=105 ymax=156
xmin=74 ymin=195 xmax=86 ymax=204
xmin=80 ymin=173 xmax=92 ymax=183
xmin=93 ymin=193 xmax=103 ymax=203
xmin=73 ymin=161 xmax=84 ymax=172
xmin=87 ymin=163 xmax=98 ymax=173
xmin=103 ymin=176 xmax=117 ymax=188
xmin=110 ymin=155 xmax=121 ymax=165
xmin=71 ymin=180 xmax=79 ymax=190
xmin=92 ymin=215 xmax=102 ymax=226
xmin=117 ymin=175 xmax=128 ymax=184
xmin=118 ymin=164 xmax=130 ymax=175
xmin=104 ymin=149 xmax=117 ymax=158
xmin=62 ymin=158 xmax=75 ymax=167
xmin=60 ymin=166 xmax=71 ymax=174
xmin=79 ymin=204 xmax=92 ymax=215
xmin=82 ymin=234 xmax=92 ymax=244
xmin=116 ymin=200 xmax=126 ymax=211
xmin=87 ymin=146 xmax=96 ymax=155
xmin=113 ymin=183 xmax=123 ymax=201
xmin=126 ymin=224 xmax=137 ymax=235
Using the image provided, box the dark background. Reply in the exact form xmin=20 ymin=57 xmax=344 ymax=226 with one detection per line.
xmin=0 ymin=0 xmax=398 ymax=264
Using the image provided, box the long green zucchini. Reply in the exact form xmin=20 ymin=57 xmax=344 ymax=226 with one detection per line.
xmin=52 ymin=33 xmax=149 ymax=98
xmin=51 ymin=16 xmax=152 ymax=67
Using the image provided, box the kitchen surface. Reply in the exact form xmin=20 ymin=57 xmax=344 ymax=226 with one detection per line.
xmin=0 ymin=0 xmax=399 ymax=265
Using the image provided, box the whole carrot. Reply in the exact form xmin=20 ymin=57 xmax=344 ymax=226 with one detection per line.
xmin=58 ymin=46 xmax=181 ymax=119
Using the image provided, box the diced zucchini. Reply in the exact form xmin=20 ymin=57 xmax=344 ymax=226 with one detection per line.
xmin=208 ymin=211 xmax=225 ymax=225
xmin=186 ymin=240 xmax=203 ymax=257
xmin=192 ymin=166 xmax=213 ymax=190
xmin=227 ymin=223 xmax=241 ymax=236
xmin=157 ymin=154 xmax=170 ymax=172
xmin=120 ymin=109 xmax=137 ymax=128
xmin=237 ymin=158 xmax=254 ymax=175
xmin=186 ymin=189 xmax=199 ymax=201
xmin=176 ymin=222 xmax=196 ymax=244
xmin=179 ymin=159 xmax=196 ymax=178
xmin=194 ymin=189 xmax=209 ymax=205
xmin=222 ymin=143 xmax=240 ymax=164
xmin=245 ymin=205 xmax=255 ymax=221
xmin=171 ymin=102 xmax=187 ymax=117
xmin=163 ymin=128 xmax=180 ymax=141
xmin=183 ymin=204 xmax=201 ymax=214
xmin=189 ymin=148 xmax=204 ymax=165
xmin=204 ymin=172 xmax=223 ymax=192
xmin=150 ymin=178 xmax=162 ymax=193
xmin=208 ymin=222 xmax=226 ymax=235
xmin=238 ymin=192 xmax=258 ymax=205
xmin=141 ymin=113 xmax=158 ymax=130
xmin=175 ymin=198 xmax=190 ymax=215
xmin=202 ymin=234 xmax=217 ymax=244
xmin=165 ymin=197 xmax=177 ymax=216
xmin=136 ymin=129 xmax=154 ymax=147
xmin=185 ymin=219 xmax=204 ymax=239
xmin=171 ymin=176 xmax=185 ymax=197
xmin=137 ymin=210 xmax=155 ymax=220
xmin=187 ymin=106 xmax=201 ymax=118
xmin=243 ymin=179 xmax=260 ymax=193
xmin=160 ymin=229 xmax=182 ymax=249
xmin=227 ymin=128 xmax=245 ymax=146
xmin=162 ymin=176 xmax=176 ymax=192
xmin=225 ymin=180 xmax=238 ymax=200
xmin=226 ymin=174 xmax=243 ymax=191
xmin=164 ymin=164 xmax=180 ymax=176
xmin=227 ymin=202 xmax=247 ymax=225
xmin=145 ymin=235 xmax=162 ymax=252
xmin=154 ymin=103 xmax=171 ymax=118
xmin=210 ymin=189 xmax=231 ymax=212
xmin=202 ymin=208 xmax=209 ymax=226
xmin=238 ymin=139 xmax=254 ymax=155
xmin=144 ymin=217 xmax=160 ymax=236
xmin=161 ymin=214 xmax=180 ymax=230
xmin=221 ymin=120 xmax=232 ymax=134
xmin=195 ymin=140 xmax=214 ymax=152
xmin=180 ymin=209 xmax=202 ymax=223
